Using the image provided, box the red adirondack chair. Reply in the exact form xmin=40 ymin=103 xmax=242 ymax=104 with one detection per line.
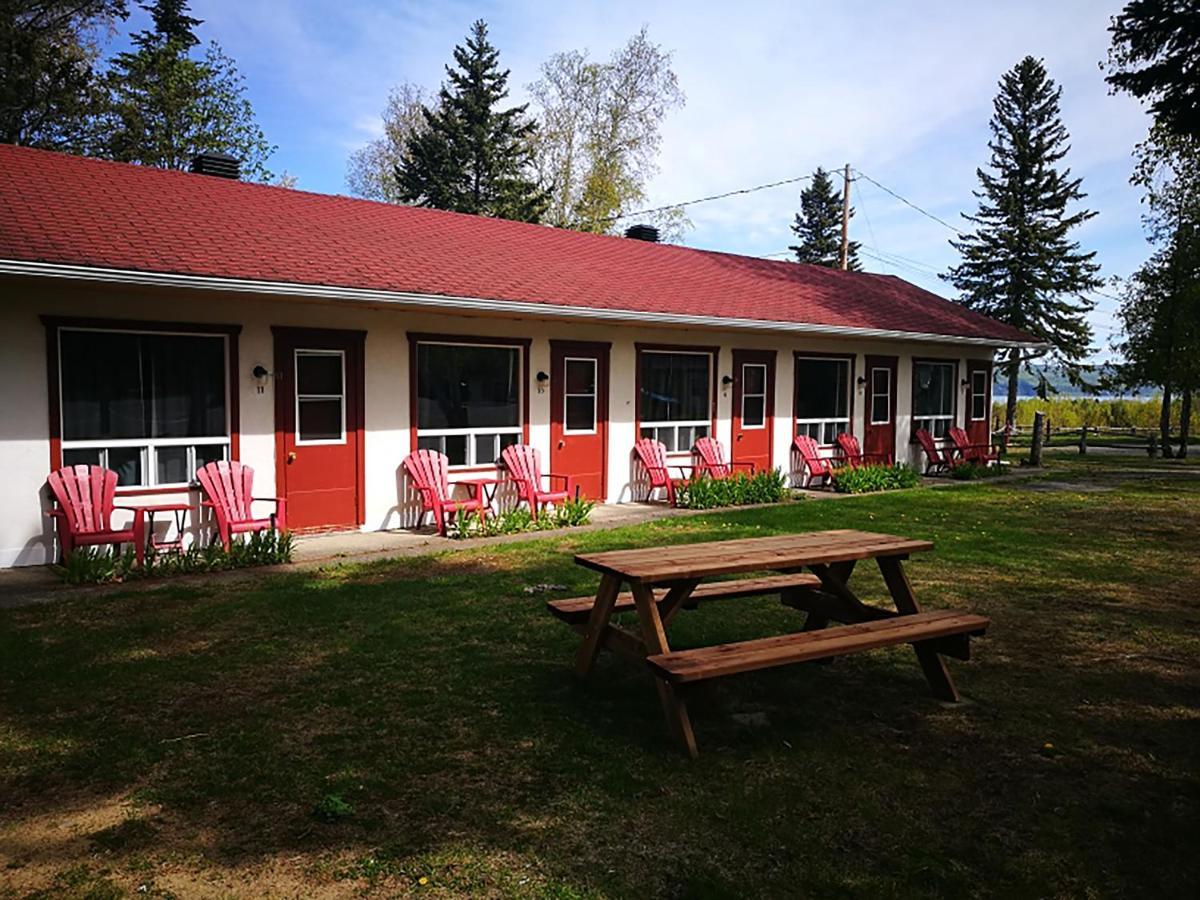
xmin=197 ymin=461 xmax=287 ymax=550
xmin=402 ymin=449 xmax=487 ymax=535
xmin=45 ymin=464 xmax=146 ymax=566
xmin=691 ymin=436 xmax=754 ymax=479
xmin=948 ymin=426 xmax=1001 ymax=467
xmin=633 ymin=438 xmax=693 ymax=506
xmin=792 ymin=435 xmax=837 ymax=488
xmin=501 ymin=443 xmax=572 ymax=519
xmin=914 ymin=428 xmax=957 ymax=475
xmin=836 ymin=433 xmax=893 ymax=467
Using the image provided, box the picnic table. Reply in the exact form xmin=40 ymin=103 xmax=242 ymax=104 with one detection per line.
xmin=548 ymin=529 xmax=989 ymax=757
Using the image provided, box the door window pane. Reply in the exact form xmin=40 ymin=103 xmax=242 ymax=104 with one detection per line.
xmin=743 ymin=364 xmax=765 ymax=395
xmin=565 ymin=359 xmax=595 ymax=394
xmin=298 ymin=398 xmax=343 ymax=442
xmin=971 ymin=370 xmax=988 ymax=420
xmin=871 ymin=368 xmax=891 ymax=424
xmin=566 ymin=396 xmax=596 ymax=432
xmin=296 ymin=352 xmax=343 ymax=396
xmin=743 ymin=395 xmax=765 ymax=428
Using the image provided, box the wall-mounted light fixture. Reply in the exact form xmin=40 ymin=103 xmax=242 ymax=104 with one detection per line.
xmin=961 ymin=377 xmax=971 ymax=390
xmin=856 ymin=375 xmax=868 ymax=387
xmin=721 ymin=374 xmax=734 ymax=387
xmin=252 ymin=364 xmax=271 ymax=394
xmin=536 ymin=370 xmax=549 ymax=393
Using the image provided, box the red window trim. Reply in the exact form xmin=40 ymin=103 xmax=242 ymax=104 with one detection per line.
xmin=40 ymin=315 xmax=242 ymax=490
xmin=792 ymin=350 xmax=857 ymax=445
xmin=911 ymin=356 xmax=960 ymax=442
xmin=634 ymin=342 xmax=719 ymax=445
xmin=272 ymin=326 xmax=367 ymax=526
xmin=406 ymin=331 xmax=532 ymax=462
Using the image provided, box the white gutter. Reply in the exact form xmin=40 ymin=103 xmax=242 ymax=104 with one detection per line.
xmin=0 ymin=259 xmax=1045 ymax=349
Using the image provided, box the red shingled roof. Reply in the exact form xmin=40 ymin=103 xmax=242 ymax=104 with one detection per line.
xmin=0 ymin=145 xmax=1032 ymax=344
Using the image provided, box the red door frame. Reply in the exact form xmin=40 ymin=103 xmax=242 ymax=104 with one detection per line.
xmin=863 ymin=355 xmax=898 ymax=463
xmin=730 ymin=349 xmax=775 ymax=472
xmin=966 ymin=360 xmax=993 ymax=446
xmin=272 ymin=326 xmax=366 ymax=529
xmin=549 ymin=340 xmax=610 ymax=501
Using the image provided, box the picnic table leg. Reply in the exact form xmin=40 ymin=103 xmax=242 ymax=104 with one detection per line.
xmin=630 ymin=581 xmax=699 ymax=759
xmin=575 ymin=573 xmax=622 ymax=677
xmin=876 ymin=556 xmax=960 ymax=702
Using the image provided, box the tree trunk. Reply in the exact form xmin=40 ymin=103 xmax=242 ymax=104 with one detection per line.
xmin=1159 ymin=382 xmax=1175 ymax=458
xmin=1003 ymin=349 xmax=1020 ymax=450
xmin=1030 ymin=411 xmax=1045 ymax=467
xmin=1179 ymin=387 xmax=1192 ymax=459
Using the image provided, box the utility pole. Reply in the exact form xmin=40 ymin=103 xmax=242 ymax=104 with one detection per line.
xmin=839 ymin=163 xmax=852 ymax=271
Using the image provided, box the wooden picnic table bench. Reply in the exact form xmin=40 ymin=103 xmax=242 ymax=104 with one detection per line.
xmin=550 ymin=529 xmax=989 ymax=757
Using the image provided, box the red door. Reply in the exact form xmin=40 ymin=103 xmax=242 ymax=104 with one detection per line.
xmin=731 ymin=350 xmax=775 ymax=473
xmin=864 ymin=355 xmax=898 ymax=463
xmin=966 ymin=360 xmax=992 ymax=447
xmin=273 ymin=327 xmax=365 ymax=531
xmin=550 ymin=341 xmax=609 ymax=501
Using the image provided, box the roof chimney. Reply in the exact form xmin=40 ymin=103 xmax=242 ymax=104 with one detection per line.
xmin=624 ymin=224 xmax=659 ymax=243
xmin=189 ymin=151 xmax=240 ymax=180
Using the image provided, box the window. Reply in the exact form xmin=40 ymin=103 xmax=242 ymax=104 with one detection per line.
xmin=870 ymin=367 xmax=892 ymax=425
xmin=914 ymin=361 xmax=956 ymax=438
xmin=794 ymin=357 xmax=850 ymax=445
xmin=638 ymin=350 xmax=711 ymax=451
xmin=58 ymin=328 xmax=230 ymax=488
xmin=295 ymin=350 xmax=345 ymax=444
xmin=970 ymin=368 xmax=989 ymax=421
xmin=563 ymin=357 xmax=597 ymax=434
xmin=415 ymin=341 xmax=522 ymax=466
xmin=741 ymin=363 xmax=767 ymax=428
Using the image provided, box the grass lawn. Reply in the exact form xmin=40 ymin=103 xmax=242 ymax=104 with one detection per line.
xmin=2 ymin=456 xmax=1198 ymax=898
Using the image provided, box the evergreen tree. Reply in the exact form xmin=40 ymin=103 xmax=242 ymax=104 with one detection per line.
xmin=943 ymin=56 xmax=1102 ymax=430
xmin=102 ymin=0 xmax=273 ymax=180
xmin=396 ymin=20 xmax=548 ymax=222
xmin=0 ymin=1 xmax=127 ymax=149
xmin=789 ymin=167 xmax=859 ymax=270
xmin=1106 ymin=0 xmax=1200 ymax=141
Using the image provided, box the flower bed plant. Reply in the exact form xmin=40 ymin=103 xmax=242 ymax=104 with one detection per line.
xmin=673 ymin=469 xmax=788 ymax=510
xmin=447 ymin=497 xmax=595 ymax=539
xmin=57 ymin=529 xmax=294 ymax=585
xmin=950 ymin=461 xmax=1004 ymax=480
xmin=832 ymin=463 xmax=921 ymax=494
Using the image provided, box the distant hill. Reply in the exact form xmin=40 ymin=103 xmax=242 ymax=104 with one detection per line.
xmin=992 ymin=363 xmax=1140 ymax=398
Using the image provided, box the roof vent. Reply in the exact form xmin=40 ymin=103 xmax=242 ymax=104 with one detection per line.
xmin=624 ymin=224 xmax=660 ymax=242
xmin=189 ymin=151 xmax=240 ymax=180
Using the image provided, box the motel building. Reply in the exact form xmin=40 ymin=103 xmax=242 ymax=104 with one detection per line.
xmin=0 ymin=145 xmax=1037 ymax=568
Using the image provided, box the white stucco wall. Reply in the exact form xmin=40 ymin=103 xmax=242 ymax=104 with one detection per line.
xmin=0 ymin=277 xmax=996 ymax=567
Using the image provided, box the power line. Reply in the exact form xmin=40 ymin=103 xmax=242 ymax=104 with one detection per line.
xmin=853 ymin=168 xmax=964 ymax=236
xmin=608 ymin=172 xmax=820 ymax=223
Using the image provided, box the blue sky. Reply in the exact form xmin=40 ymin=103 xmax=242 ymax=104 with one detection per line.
xmin=120 ymin=1 xmax=1153 ymax=361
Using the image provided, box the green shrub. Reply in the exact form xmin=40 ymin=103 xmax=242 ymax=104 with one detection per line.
xmin=950 ymin=462 xmax=1003 ymax=480
xmin=831 ymin=463 xmax=920 ymax=495
xmin=447 ymin=497 xmax=596 ymax=539
xmin=312 ymin=793 xmax=355 ymax=823
xmin=673 ymin=468 xmax=788 ymax=510
xmin=56 ymin=529 xmax=294 ymax=585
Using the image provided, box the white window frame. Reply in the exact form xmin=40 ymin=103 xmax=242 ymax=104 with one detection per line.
xmin=794 ymin=356 xmax=851 ymax=446
xmin=563 ymin=357 xmax=598 ymax=435
xmin=740 ymin=363 xmax=768 ymax=430
xmin=57 ymin=326 xmax=232 ymax=489
xmin=638 ymin=349 xmax=712 ymax=453
xmin=913 ymin=360 xmax=956 ymax=439
xmin=294 ymin=349 xmax=347 ymax=446
xmin=970 ymin=369 xmax=989 ymax=422
xmin=870 ymin=366 xmax=892 ymax=425
xmin=415 ymin=340 xmax=523 ymax=468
